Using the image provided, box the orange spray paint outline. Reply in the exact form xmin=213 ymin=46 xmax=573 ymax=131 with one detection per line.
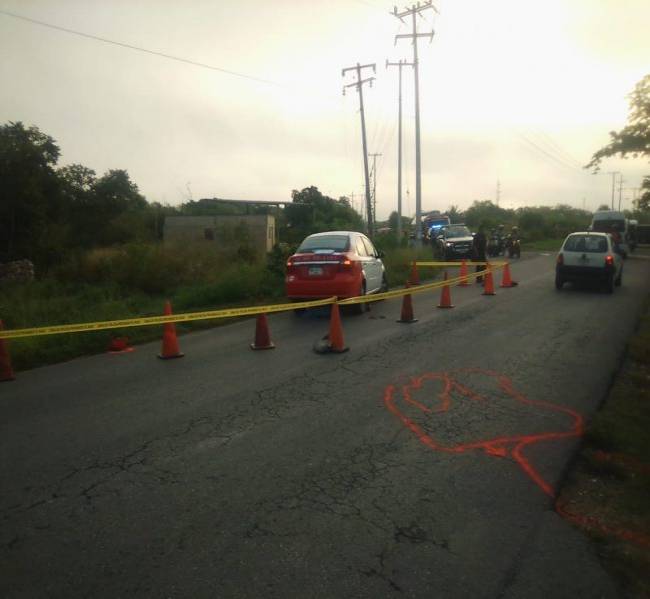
xmin=384 ymin=368 xmax=650 ymax=548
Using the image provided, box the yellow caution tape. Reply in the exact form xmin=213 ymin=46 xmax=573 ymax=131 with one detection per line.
xmin=339 ymin=268 xmax=492 ymax=305
xmin=415 ymin=261 xmax=508 ymax=267
xmin=0 ymin=262 xmax=511 ymax=339
xmin=0 ymin=297 xmax=337 ymax=340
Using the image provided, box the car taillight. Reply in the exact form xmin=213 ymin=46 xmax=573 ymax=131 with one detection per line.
xmin=556 ymin=253 xmax=563 ymax=265
xmin=286 ymin=258 xmax=294 ymax=268
xmin=338 ymin=255 xmax=354 ymax=271
xmin=605 ymin=255 xmax=614 ymax=266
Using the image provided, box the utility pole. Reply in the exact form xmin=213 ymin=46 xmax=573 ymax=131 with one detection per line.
xmin=386 ymin=58 xmax=414 ymax=243
xmin=628 ymin=187 xmax=640 ymax=209
xmin=393 ymin=1 xmax=436 ymax=246
xmin=606 ymin=171 xmax=619 ymax=209
xmin=342 ymin=62 xmax=376 ymax=238
xmin=618 ymin=176 xmax=625 ymax=211
xmin=369 ymin=152 xmax=382 ymax=234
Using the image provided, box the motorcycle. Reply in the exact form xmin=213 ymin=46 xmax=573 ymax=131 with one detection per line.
xmin=487 ymin=234 xmax=504 ymax=257
xmin=505 ymin=235 xmax=521 ymax=259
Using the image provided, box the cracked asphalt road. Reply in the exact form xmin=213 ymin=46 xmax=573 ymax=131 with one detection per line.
xmin=2 ymin=251 xmax=649 ymax=598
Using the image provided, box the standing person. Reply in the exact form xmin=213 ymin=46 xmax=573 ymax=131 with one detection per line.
xmin=472 ymin=224 xmax=488 ymax=283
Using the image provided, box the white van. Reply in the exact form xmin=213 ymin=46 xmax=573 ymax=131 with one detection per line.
xmin=590 ymin=210 xmax=629 ymax=258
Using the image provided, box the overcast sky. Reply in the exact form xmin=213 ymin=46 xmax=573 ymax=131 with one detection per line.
xmin=1 ymin=0 xmax=648 ymax=219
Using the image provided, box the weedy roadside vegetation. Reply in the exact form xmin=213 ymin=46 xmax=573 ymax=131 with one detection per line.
xmin=521 ymin=238 xmax=565 ymax=252
xmin=0 ymin=241 xmax=434 ymax=371
xmin=557 ymin=297 xmax=650 ymax=597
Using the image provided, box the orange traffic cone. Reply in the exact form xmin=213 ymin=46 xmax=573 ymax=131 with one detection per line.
xmin=409 ymin=261 xmax=420 ymax=285
xmin=459 ymin=260 xmax=469 ymax=287
xmin=328 ymin=304 xmax=349 ymax=353
xmin=158 ymin=301 xmax=184 ymax=359
xmin=108 ymin=336 xmax=134 ymax=354
xmin=500 ymin=262 xmax=518 ymax=288
xmin=250 ymin=313 xmax=275 ymax=350
xmin=482 ymin=266 xmax=496 ymax=296
xmin=438 ymin=271 xmax=454 ymax=308
xmin=397 ymin=283 xmax=418 ymax=323
xmin=0 ymin=320 xmax=15 ymax=382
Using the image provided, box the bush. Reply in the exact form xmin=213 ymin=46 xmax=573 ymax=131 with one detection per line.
xmin=52 ymin=241 xmax=263 ymax=294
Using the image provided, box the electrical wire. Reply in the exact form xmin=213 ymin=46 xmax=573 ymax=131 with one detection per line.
xmin=515 ymin=130 xmax=581 ymax=173
xmin=532 ymin=130 xmax=584 ymax=169
xmin=0 ymin=8 xmax=281 ymax=88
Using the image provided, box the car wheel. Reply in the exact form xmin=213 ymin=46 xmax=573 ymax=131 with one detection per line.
xmin=605 ymin=273 xmax=615 ymax=294
xmin=555 ymin=274 xmax=564 ymax=290
xmin=380 ymin=273 xmax=389 ymax=293
xmin=615 ymin=269 xmax=622 ymax=287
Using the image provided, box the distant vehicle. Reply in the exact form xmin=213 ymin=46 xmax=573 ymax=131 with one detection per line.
xmin=285 ymin=231 xmax=387 ymax=312
xmin=555 ymin=232 xmax=623 ymax=293
xmin=590 ymin=210 xmax=629 ymax=258
xmin=422 ymin=212 xmax=451 ymax=240
xmin=487 ymin=227 xmax=506 ymax=257
xmin=628 ymin=219 xmax=638 ymax=251
xmin=434 ymin=224 xmax=474 ymax=259
xmin=505 ymin=234 xmax=521 ymax=259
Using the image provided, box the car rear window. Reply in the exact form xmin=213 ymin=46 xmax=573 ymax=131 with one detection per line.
xmin=563 ymin=235 xmax=608 ymax=253
xmin=592 ymin=219 xmax=625 ymax=233
xmin=445 ymin=226 xmax=470 ymax=238
xmin=298 ymin=235 xmax=349 ymax=252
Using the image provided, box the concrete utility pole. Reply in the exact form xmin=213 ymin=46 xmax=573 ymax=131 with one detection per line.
xmin=618 ymin=176 xmax=625 ymax=211
xmin=607 ymin=171 xmax=620 ymax=209
xmin=342 ymin=62 xmax=376 ymax=238
xmin=369 ymin=152 xmax=382 ymax=234
xmin=386 ymin=58 xmax=414 ymax=243
xmin=393 ymin=1 xmax=436 ymax=246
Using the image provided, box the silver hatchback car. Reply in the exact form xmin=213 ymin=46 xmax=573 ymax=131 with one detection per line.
xmin=555 ymin=232 xmax=623 ymax=293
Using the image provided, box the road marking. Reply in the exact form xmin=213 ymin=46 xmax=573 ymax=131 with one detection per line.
xmin=384 ymin=368 xmax=583 ymax=497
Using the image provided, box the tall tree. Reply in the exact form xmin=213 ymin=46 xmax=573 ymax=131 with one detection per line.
xmin=587 ymin=74 xmax=650 ymax=170
xmin=446 ymin=205 xmax=463 ymax=223
xmin=284 ymin=186 xmax=363 ymax=244
xmin=89 ymin=169 xmax=148 ymax=245
xmin=637 ymin=176 xmax=650 ymax=211
xmin=0 ymin=122 xmax=62 ymax=263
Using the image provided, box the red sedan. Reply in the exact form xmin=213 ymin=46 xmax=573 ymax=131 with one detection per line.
xmin=285 ymin=231 xmax=387 ymax=302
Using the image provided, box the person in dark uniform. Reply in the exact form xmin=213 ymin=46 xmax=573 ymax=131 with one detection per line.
xmin=472 ymin=224 xmax=488 ymax=283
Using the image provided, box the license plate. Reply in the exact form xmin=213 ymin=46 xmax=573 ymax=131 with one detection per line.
xmin=308 ymin=266 xmax=323 ymax=276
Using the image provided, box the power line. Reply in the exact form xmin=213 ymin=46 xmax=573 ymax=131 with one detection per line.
xmin=515 ymin=130 xmax=580 ymax=172
xmin=534 ymin=131 xmax=583 ymax=169
xmin=0 ymin=8 xmax=282 ymax=87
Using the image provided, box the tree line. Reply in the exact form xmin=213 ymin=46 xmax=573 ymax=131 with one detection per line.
xmin=0 ymin=121 xmax=362 ymax=270
xmin=2 ymin=73 xmax=647 ymax=270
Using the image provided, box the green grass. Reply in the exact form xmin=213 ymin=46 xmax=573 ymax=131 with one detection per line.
xmin=521 ymin=237 xmax=565 ymax=252
xmin=382 ymin=246 xmax=440 ymax=287
xmin=558 ymin=297 xmax=650 ymax=597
